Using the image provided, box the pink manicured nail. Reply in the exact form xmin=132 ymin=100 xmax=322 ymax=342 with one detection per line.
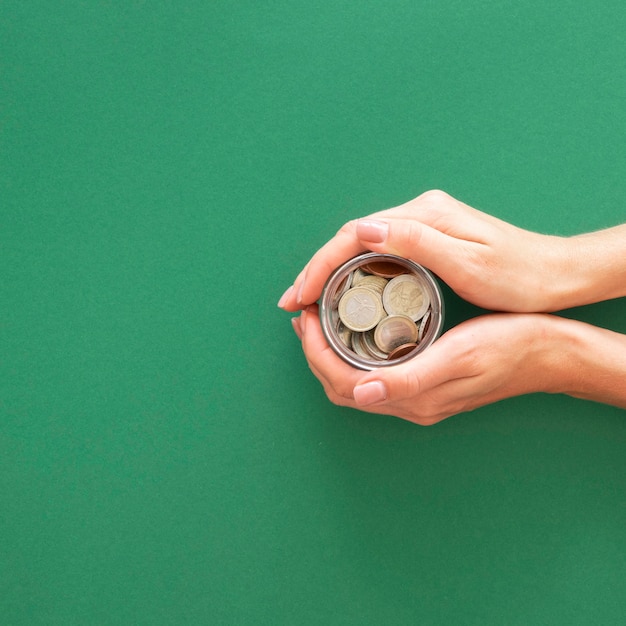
xmin=291 ymin=317 xmax=302 ymax=340
xmin=356 ymin=219 xmax=389 ymax=243
xmin=353 ymin=380 xmax=387 ymax=406
xmin=299 ymin=308 xmax=307 ymax=334
xmin=277 ymin=285 xmax=294 ymax=309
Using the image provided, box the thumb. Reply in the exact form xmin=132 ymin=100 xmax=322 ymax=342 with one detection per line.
xmin=352 ymin=339 xmax=458 ymax=407
xmin=356 ymin=217 xmax=465 ymax=280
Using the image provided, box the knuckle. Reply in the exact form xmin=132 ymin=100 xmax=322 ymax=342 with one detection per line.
xmin=412 ymin=403 xmax=452 ymax=426
xmin=336 ymin=219 xmax=358 ymax=239
xmin=400 ymin=368 xmax=422 ymax=397
xmin=417 ymin=416 xmax=439 ymax=426
xmin=322 ymin=379 xmax=354 ymax=406
xmin=417 ymin=189 xmax=451 ymax=205
xmin=412 ymin=396 xmax=444 ymax=425
xmin=408 ymin=190 xmax=458 ymax=233
xmin=401 ymin=221 xmax=424 ymax=251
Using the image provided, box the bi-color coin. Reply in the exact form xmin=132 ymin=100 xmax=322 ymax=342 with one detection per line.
xmin=338 ymin=287 xmax=385 ymax=332
xmin=382 ymin=274 xmax=430 ymax=321
xmin=374 ymin=314 xmax=419 ymax=353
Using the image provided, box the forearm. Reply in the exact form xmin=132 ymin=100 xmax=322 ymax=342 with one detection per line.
xmin=550 ymin=224 xmax=626 ymax=310
xmin=545 ymin=316 xmax=626 ymax=408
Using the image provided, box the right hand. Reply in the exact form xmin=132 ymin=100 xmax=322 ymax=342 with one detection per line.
xmin=279 ymin=190 xmax=572 ymax=313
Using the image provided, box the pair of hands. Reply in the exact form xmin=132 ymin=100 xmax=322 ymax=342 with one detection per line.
xmin=278 ymin=190 xmax=597 ymax=424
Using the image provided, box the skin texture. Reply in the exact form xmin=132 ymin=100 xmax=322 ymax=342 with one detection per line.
xmin=279 ymin=190 xmax=626 ymax=423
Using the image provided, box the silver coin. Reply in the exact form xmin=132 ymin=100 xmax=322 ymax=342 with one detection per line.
xmin=418 ymin=310 xmax=432 ymax=341
xmin=374 ymin=314 xmax=419 ymax=353
xmin=331 ymin=271 xmax=353 ymax=309
xmin=351 ymin=267 xmax=369 ymax=286
xmin=338 ymin=286 xmax=385 ymax=332
xmin=330 ymin=306 xmax=339 ymax=332
xmin=362 ymin=328 xmax=389 ymax=359
xmin=351 ymin=331 xmax=371 ymax=359
xmin=356 ymin=275 xmax=388 ymax=295
xmin=382 ymin=274 xmax=430 ymax=321
xmin=337 ymin=321 xmax=353 ymax=348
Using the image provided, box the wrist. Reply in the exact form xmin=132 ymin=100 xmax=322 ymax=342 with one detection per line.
xmin=536 ymin=315 xmax=588 ymax=394
xmin=547 ymin=226 xmax=626 ymax=310
xmin=539 ymin=316 xmax=626 ymax=407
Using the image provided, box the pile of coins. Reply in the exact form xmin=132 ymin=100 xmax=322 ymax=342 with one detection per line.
xmin=331 ymin=260 xmax=432 ymax=363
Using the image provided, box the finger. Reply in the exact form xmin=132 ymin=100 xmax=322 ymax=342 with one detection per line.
xmin=291 ymin=316 xmax=302 ymax=340
xmin=351 ymin=331 xmax=472 ymax=407
xmin=278 ymin=221 xmax=367 ymax=311
xmin=277 ymin=260 xmax=310 ymax=312
xmin=380 ymin=190 xmax=506 ymax=231
xmin=355 ymin=217 xmax=482 ymax=282
xmin=300 ymin=305 xmax=364 ymax=403
xmin=292 ymin=194 xmax=463 ymax=306
xmin=295 ymin=222 xmax=369 ymax=307
xmin=278 ymin=190 xmax=498 ymax=312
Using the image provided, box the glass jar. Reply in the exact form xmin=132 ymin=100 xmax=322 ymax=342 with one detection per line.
xmin=319 ymin=253 xmax=444 ymax=370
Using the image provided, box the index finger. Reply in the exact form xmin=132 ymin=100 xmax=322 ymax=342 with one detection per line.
xmin=279 ymin=220 xmax=367 ymax=311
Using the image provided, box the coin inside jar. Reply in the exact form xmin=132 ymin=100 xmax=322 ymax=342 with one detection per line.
xmin=354 ymin=274 xmax=388 ymax=295
xmin=361 ymin=260 xmax=407 ymax=278
xmin=418 ymin=310 xmax=432 ymax=341
xmin=387 ymin=342 xmax=419 ymax=360
xmin=338 ymin=286 xmax=385 ymax=332
xmin=374 ymin=314 xmax=419 ymax=353
xmin=382 ymin=274 xmax=430 ymax=321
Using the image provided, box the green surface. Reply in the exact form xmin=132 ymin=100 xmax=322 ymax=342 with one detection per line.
xmin=2 ymin=2 xmax=626 ymax=624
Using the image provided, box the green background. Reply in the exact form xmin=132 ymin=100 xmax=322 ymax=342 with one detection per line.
xmin=2 ymin=2 xmax=626 ymax=624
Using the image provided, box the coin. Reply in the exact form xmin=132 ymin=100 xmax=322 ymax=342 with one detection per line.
xmin=356 ymin=275 xmax=388 ymax=295
xmin=362 ymin=328 xmax=389 ymax=359
xmin=418 ymin=310 xmax=432 ymax=341
xmin=351 ymin=331 xmax=372 ymax=359
xmin=382 ymin=274 xmax=430 ymax=321
xmin=387 ymin=342 xmax=419 ymax=360
xmin=351 ymin=267 xmax=369 ymax=286
xmin=374 ymin=314 xmax=418 ymax=353
xmin=330 ymin=272 xmax=353 ymax=309
xmin=337 ymin=321 xmax=353 ymax=348
xmin=361 ymin=261 xmax=407 ymax=278
xmin=338 ymin=286 xmax=385 ymax=332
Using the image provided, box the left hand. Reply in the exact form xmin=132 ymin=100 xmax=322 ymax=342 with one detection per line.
xmin=292 ymin=306 xmax=566 ymax=425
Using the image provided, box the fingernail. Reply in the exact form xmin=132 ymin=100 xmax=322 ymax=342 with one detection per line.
xmin=357 ymin=219 xmax=388 ymax=243
xmin=291 ymin=317 xmax=302 ymax=340
xmin=299 ymin=308 xmax=307 ymax=334
xmin=277 ymin=285 xmax=294 ymax=309
xmin=353 ymin=380 xmax=387 ymax=406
